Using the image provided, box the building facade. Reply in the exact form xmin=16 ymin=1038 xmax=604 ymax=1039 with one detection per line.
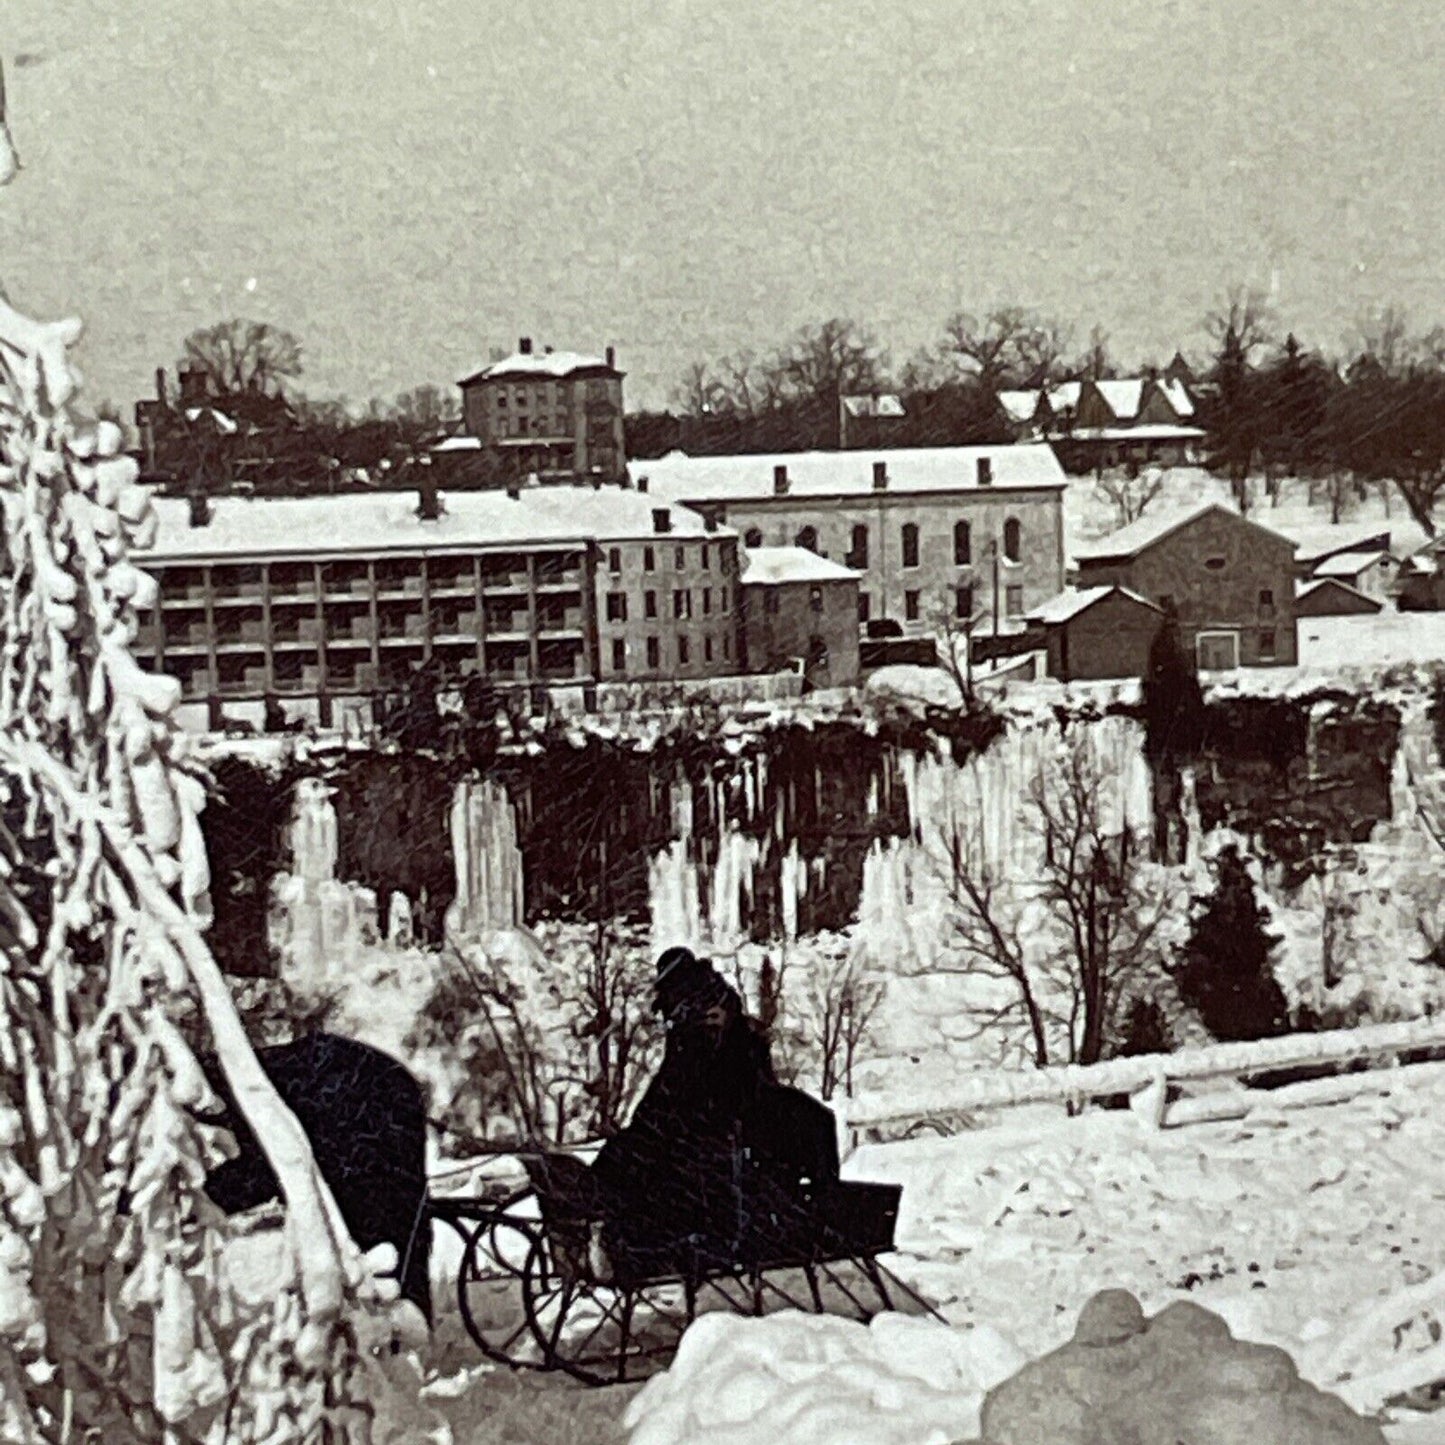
xmin=133 ymin=486 xmax=736 ymax=729
xmin=630 ymin=445 xmax=1068 ymax=641
xmin=738 ymin=548 xmax=861 ymax=689
xmin=455 ymin=338 xmax=626 ymax=484
xmin=1024 ymin=586 xmax=1164 ymax=682
xmin=1072 ymin=504 xmax=1299 ymax=670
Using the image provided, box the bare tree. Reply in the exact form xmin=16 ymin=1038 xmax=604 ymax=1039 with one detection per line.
xmin=674 ymin=359 xmax=724 ymax=417
xmin=1095 ymin=465 xmax=1165 ymax=528
xmin=935 ymin=306 xmax=1075 ymax=391
xmin=804 ymin=947 xmax=885 ymax=1102
xmin=1350 ymin=304 xmax=1413 ymax=377
xmin=771 ymin=317 xmax=888 ymax=403
xmin=1205 ymin=285 xmax=1275 ymax=365
xmin=928 ymin=588 xmax=990 ymax=704
xmin=932 ymin=736 xmax=1174 ymax=1068
xmin=181 ymin=317 xmax=304 ymax=397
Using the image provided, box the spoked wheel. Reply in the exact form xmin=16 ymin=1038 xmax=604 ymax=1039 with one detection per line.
xmin=520 ymin=1236 xmax=699 ymax=1386
xmin=456 ymin=1206 xmax=548 ymax=1368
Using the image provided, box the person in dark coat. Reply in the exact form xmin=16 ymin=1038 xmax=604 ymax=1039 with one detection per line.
xmin=196 ymin=1032 xmax=432 ymax=1324
xmin=590 ymin=948 xmax=840 ymax=1277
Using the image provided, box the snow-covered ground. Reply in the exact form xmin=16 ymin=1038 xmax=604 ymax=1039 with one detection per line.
xmin=614 ymin=1066 xmax=1445 ymax=1443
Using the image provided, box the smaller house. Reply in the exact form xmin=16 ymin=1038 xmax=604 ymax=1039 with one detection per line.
xmin=840 ymin=393 xmax=907 ymax=450
xmin=1309 ymin=548 xmax=1399 ymax=603
xmin=1024 ymin=586 xmax=1164 ymax=682
xmin=739 ymin=547 xmax=861 ymax=689
xmin=1397 ymin=543 xmax=1445 ymax=611
xmin=1295 ymin=578 xmax=1383 ymax=618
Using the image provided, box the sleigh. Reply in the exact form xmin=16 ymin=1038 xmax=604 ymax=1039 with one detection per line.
xmin=428 ymin=1148 xmax=937 ymax=1386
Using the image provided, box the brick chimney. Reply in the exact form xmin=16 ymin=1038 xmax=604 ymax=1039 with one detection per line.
xmin=519 ymin=337 xmax=533 ymax=355
xmin=872 ymin=460 xmax=888 ymax=491
xmin=155 ymin=367 xmax=168 ymax=407
xmin=187 ymin=491 xmax=211 ymax=528
xmin=773 ymin=464 xmax=789 ymax=496
xmin=636 ymin=475 xmax=650 ymax=494
xmin=417 ymin=464 xmax=442 ymax=521
xmin=976 ymin=456 xmax=993 ymax=487
xmin=605 ymin=345 xmax=616 ymax=369
xmin=651 ymin=508 xmax=672 ymax=534
xmin=506 ymin=482 xmax=521 ymax=501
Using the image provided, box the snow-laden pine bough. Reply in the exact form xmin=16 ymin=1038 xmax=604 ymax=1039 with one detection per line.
xmin=0 ymin=92 xmax=439 ymax=1444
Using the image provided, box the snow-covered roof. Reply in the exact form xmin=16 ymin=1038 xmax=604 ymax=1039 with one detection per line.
xmin=997 ymin=390 xmax=1040 ymax=423
xmin=1046 ymin=381 xmax=1082 ymax=412
xmin=1313 ymin=549 xmax=1397 ymax=580
xmin=429 ymin=435 xmax=483 ymax=454
xmin=739 ymin=547 xmax=861 ymax=587
xmin=1159 ymin=377 xmax=1195 ymax=418
xmin=842 ymin=394 xmax=905 ymax=418
xmin=1279 ymin=522 xmax=1392 ymax=564
xmin=460 ymin=349 xmax=617 ymax=385
xmin=183 ymin=406 xmax=238 ymax=434
xmin=1066 ymin=424 xmax=1205 ymax=443
xmin=136 ymin=487 xmax=727 ymax=562
xmin=1092 ymin=379 xmax=1145 ymax=421
xmin=1072 ymin=502 xmax=1294 ymax=564
xmin=1025 ymin=585 xmax=1162 ymax=626
xmin=628 ymin=445 xmax=1067 ymax=503
xmin=1296 ymin=577 xmax=1382 ymax=609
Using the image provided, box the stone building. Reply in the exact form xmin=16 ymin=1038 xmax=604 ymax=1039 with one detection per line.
xmin=452 ymin=338 xmax=626 ymax=484
xmin=1072 ymin=503 xmax=1299 ymax=670
xmin=133 ymin=483 xmax=737 ymax=731
xmin=1024 ymin=585 xmax=1164 ymax=682
xmin=738 ymin=547 xmax=861 ymax=689
xmin=629 ymin=444 xmax=1068 ymax=640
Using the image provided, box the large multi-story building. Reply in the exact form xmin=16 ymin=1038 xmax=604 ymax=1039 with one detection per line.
xmin=628 ymin=445 xmax=1068 ymax=636
xmin=450 ymin=338 xmax=627 ymax=485
xmin=132 ymin=483 xmax=738 ymax=730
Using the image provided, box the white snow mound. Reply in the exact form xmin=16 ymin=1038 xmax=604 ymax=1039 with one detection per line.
xmin=622 ymin=1309 xmax=1026 ymax=1445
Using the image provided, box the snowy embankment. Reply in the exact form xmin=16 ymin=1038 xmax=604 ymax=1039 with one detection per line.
xmin=616 ymin=1064 xmax=1445 ymax=1444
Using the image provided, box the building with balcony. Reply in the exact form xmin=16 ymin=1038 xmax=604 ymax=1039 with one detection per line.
xmin=628 ymin=445 xmax=1068 ymax=640
xmin=132 ymin=484 xmax=737 ymax=730
xmin=450 ymin=337 xmax=626 ymax=486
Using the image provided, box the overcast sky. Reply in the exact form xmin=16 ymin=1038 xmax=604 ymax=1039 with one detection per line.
xmin=3 ymin=0 xmax=1442 ymax=412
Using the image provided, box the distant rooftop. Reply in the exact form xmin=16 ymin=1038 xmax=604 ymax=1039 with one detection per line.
xmin=842 ymin=394 xmax=905 ymax=418
xmin=1025 ymin=584 xmax=1162 ymax=626
xmin=137 ymin=487 xmax=725 ymax=562
xmin=1073 ymin=502 xmax=1295 ymax=564
xmin=629 ymin=445 xmax=1067 ymax=502
xmin=740 ymin=546 xmax=861 ymax=587
xmin=460 ymin=344 xmax=619 ymax=386
xmin=1313 ymin=549 xmax=1398 ymax=579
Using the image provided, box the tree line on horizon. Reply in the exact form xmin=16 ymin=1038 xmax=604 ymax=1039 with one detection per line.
xmin=125 ymin=291 xmax=1445 ymax=537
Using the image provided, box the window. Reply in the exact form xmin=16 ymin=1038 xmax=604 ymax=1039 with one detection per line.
xmin=744 ymin=528 xmax=764 ymax=549
xmin=858 ymin=593 xmax=871 ymax=622
xmin=848 ymin=524 xmax=869 ymax=569
xmin=702 ymin=587 xmax=712 ymax=615
xmin=904 ymin=590 xmax=920 ymax=621
xmin=644 ymin=590 xmax=658 ymax=619
xmin=1258 ymin=587 xmax=1275 ymax=618
xmin=704 ymin=636 xmax=714 ymax=662
xmin=673 ymin=589 xmax=691 ymax=619
xmin=607 ymin=547 xmax=622 ymax=574
xmin=605 ymin=591 xmax=628 ymax=623
xmin=675 ymin=546 xmax=686 ymax=571
xmin=701 ymin=545 xmax=711 ymax=571
xmin=643 ymin=546 xmax=656 ymax=572
xmin=1259 ymin=628 xmax=1277 ymax=660
xmin=1005 ymin=584 xmax=1024 ymax=618
xmin=496 ymin=393 xmax=507 ymax=409
xmin=719 ymin=587 xmax=729 ymax=611
xmin=901 ymin=523 xmax=920 ymax=569
xmin=809 ymin=585 xmax=824 ymax=614
xmin=723 ymin=634 xmax=731 ymax=660
xmin=1003 ymin=517 xmax=1022 ymax=564
xmin=955 ymin=584 xmax=974 ymax=620
xmin=611 ymin=638 xmax=626 ymax=671
xmin=765 ymin=590 xmax=781 ymax=615
xmin=954 ymin=519 xmax=972 ymax=566
xmin=1204 ymin=555 xmax=1226 ymax=571
xmin=796 ymin=525 xmax=819 ymax=553
xmin=646 ymin=636 xmax=660 ymax=669
xmin=679 ymin=636 xmax=690 ymax=665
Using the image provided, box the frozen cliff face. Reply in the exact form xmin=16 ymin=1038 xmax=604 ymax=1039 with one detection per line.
xmin=444 ymin=777 xmax=524 ymax=940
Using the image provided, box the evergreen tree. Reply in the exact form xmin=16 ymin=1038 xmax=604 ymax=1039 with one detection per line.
xmin=1115 ymin=995 xmax=1173 ymax=1057
xmin=1141 ymin=609 xmax=1206 ymax=766
xmin=1173 ymin=845 xmax=1291 ymax=1041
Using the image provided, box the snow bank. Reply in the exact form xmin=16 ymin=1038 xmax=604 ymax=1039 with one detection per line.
xmin=621 ymin=1310 xmax=1025 ymax=1445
